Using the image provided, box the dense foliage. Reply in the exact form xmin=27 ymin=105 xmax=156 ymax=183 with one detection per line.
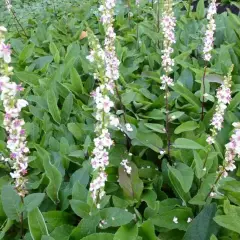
xmin=0 ymin=0 xmax=240 ymax=239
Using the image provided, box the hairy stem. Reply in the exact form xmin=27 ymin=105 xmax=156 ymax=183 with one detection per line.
xmin=165 ymin=86 xmax=171 ymax=161
xmin=201 ymin=66 xmax=207 ymax=120
xmin=20 ymin=197 xmax=24 ymax=239
xmin=10 ymin=8 xmax=27 ymax=37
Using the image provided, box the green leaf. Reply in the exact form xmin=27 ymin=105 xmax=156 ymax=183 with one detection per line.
xmin=228 ymin=92 xmax=240 ymax=111
xmin=70 ymin=200 xmax=90 ymax=218
xmin=151 ymin=208 xmax=193 ymax=231
xmin=174 ymin=121 xmax=199 ymax=134
xmin=72 ymin=182 xmax=88 ymax=201
xmin=214 ymin=209 xmax=240 ymax=234
xmin=139 ymin=220 xmax=156 ymax=240
xmin=196 ymin=0 xmax=205 ymax=19
xmin=168 ymin=163 xmax=194 ymax=193
xmin=100 ymin=207 xmax=134 ymax=228
xmin=172 ymin=83 xmax=201 ymax=112
xmin=24 ymin=193 xmax=45 ymax=212
xmin=141 ymin=190 xmax=157 ymax=209
xmin=119 ymin=162 xmax=143 ymax=201
xmin=67 ymin=123 xmax=83 ymax=140
xmin=61 ymin=93 xmax=73 ymax=123
xmin=173 ymin=138 xmax=205 ymax=150
xmin=47 ymin=89 xmax=61 ymax=124
xmin=81 ymin=233 xmax=114 ymax=240
xmin=41 ymin=236 xmax=55 ymax=240
xmin=114 ymin=223 xmax=138 ymax=240
xmin=144 ymin=123 xmax=165 ymax=133
xmin=36 ymin=146 xmax=62 ymax=204
xmin=28 ymin=208 xmax=49 ymax=240
xmin=50 ymin=225 xmax=74 ymax=240
xmin=70 ymin=67 xmax=84 ymax=93
xmin=15 ymin=71 xmax=39 ymax=86
xmin=183 ymin=203 xmax=219 ymax=240
xmin=70 ymin=214 xmax=100 ymax=240
xmin=1 ymin=185 xmax=21 ymax=221
xmin=49 ymin=42 xmax=60 ymax=64
xmin=193 ymin=151 xmax=205 ymax=179
xmin=19 ymin=43 xmax=35 ymax=62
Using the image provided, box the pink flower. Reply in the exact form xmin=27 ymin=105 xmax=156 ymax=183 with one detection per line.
xmin=0 ymin=42 xmax=11 ymax=63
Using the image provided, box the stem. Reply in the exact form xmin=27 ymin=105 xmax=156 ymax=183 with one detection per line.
xmin=152 ymin=0 xmax=154 ymax=8
xmin=127 ymin=0 xmax=131 ymax=20
xmin=187 ymin=0 xmax=193 ymax=17
xmin=201 ymin=66 xmax=207 ymax=120
xmin=165 ymin=85 xmax=171 ymax=161
xmin=204 ymin=171 xmax=223 ymax=202
xmin=10 ymin=9 xmax=27 ymax=37
xmin=114 ymin=84 xmax=131 ymax=150
xmin=20 ymin=197 xmax=24 ymax=239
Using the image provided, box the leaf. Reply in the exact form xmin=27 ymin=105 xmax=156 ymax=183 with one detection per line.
xmin=70 ymin=67 xmax=84 ymax=93
xmin=61 ymin=93 xmax=73 ymax=123
xmin=70 ymin=214 xmax=101 ymax=240
xmin=100 ymin=207 xmax=134 ymax=228
xmin=196 ymin=0 xmax=205 ymax=19
xmin=173 ymin=138 xmax=205 ymax=150
xmin=228 ymin=92 xmax=240 ymax=111
xmin=183 ymin=203 xmax=219 ymax=240
xmin=144 ymin=123 xmax=166 ymax=133
xmin=19 ymin=43 xmax=35 ymax=62
xmin=70 ymin=200 xmax=90 ymax=218
xmin=119 ymin=162 xmax=143 ymax=201
xmin=193 ymin=151 xmax=205 ymax=179
xmin=141 ymin=190 xmax=157 ymax=209
xmin=139 ymin=220 xmax=156 ymax=240
xmin=36 ymin=146 xmax=62 ymax=204
xmin=168 ymin=163 xmax=194 ymax=193
xmin=114 ymin=223 xmax=138 ymax=240
xmin=47 ymin=89 xmax=61 ymax=124
xmin=67 ymin=123 xmax=83 ymax=140
xmin=49 ymin=42 xmax=60 ymax=64
xmin=172 ymin=83 xmax=201 ymax=112
xmin=50 ymin=225 xmax=74 ymax=240
xmin=41 ymin=236 xmax=55 ymax=240
xmin=151 ymin=208 xmax=193 ymax=231
xmin=174 ymin=121 xmax=199 ymax=134
xmin=72 ymin=182 xmax=88 ymax=201
xmin=24 ymin=193 xmax=45 ymax=212
xmin=70 ymin=168 xmax=89 ymax=187
xmin=81 ymin=233 xmax=114 ymax=240
xmin=28 ymin=208 xmax=49 ymax=240
xmin=1 ymin=185 xmax=21 ymax=221
xmin=214 ymin=211 xmax=240 ymax=234
xmin=15 ymin=71 xmax=39 ymax=86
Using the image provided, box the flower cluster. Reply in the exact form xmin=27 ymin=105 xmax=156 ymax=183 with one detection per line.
xmin=210 ymin=122 xmax=240 ymax=197
xmin=160 ymin=0 xmax=176 ymax=90
xmin=0 ymin=26 xmax=28 ymax=197
xmin=206 ymin=66 xmax=233 ymax=145
xmin=120 ymin=159 xmax=132 ymax=174
xmin=203 ymin=0 xmax=217 ymax=62
xmin=87 ymin=0 xmax=119 ymax=205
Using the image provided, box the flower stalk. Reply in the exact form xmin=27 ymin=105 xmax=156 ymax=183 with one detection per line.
xmin=0 ymin=26 xmax=29 ymax=197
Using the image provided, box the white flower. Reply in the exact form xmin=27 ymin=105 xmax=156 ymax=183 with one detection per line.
xmin=125 ymin=123 xmax=133 ymax=132
xmin=0 ymin=42 xmax=11 ymax=63
xmin=109 ymin=115 xmax=119 ymax=127
xmin=187 ymin=217 xmax=192 ymax=223
xmin=160 ymin=150 xmax=165 ymax=155
xmin=120 ymin=159 xmax=132 ymax=174
xmin=173 ymin=217 xmax=178 ymax=224
xmin=0 ymin=26 xmax=7 ymax=32
xmin=17 ymin=99 xmax=28 ymax=110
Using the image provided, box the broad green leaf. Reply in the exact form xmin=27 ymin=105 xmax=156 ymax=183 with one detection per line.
xmin=1 ymin=185 xmax=21 ymax=221
xmin=15 ymin=71 xmax=39 ymax=86
xmin=70 ymin=67 xmax=84 ymax=93
xmin=144 ymin=123 xmax=165 ymax=133
xmin=228 ymin=92 xmax=240 ymax=111
xmin=41 ymin=236 xmax=55 ymax=240
xmin=0 ymin=219 xmax=13 ymax=239
xmin=67 ymin=123 xmax=83 ymax=140
xmin=70 ymin=168 xmax=89 ymax=187
xmin=19 ymin=43 xmax=35 ymax=62
xmin=28 ymin=208 xmax=49 ymax=240
xmin=119 ymin=162 xmax=143 ymax=201
xmin=141 ymin=190 xmax=157 ymax=209
xmin=50 ymin=225 xmax=74 ymax=240
xmin=168 ymin=163 xmax=194 ymax=193
xmin=214 ymin=214 xmax=240 ymax=234
xmin=72 ymin=182 xmax=88 ymax=201
xmin=114 ymin=223 xmax=138 ymax=240
xmin=196 ymin=0 xmax=205 ymax=19
xmin=151 ymin=208 xmax=193 ymax=231
xmin=100 ymin=207 xmax=134 ymax=228
xmin=193 ymin=151 xmax=205 ymax=179
xmin=173 ymin=138 xmax=205 ymax=150
xmin=183 ymin=203 xmax=219 ymax=240
xmin=70 ymin=200 xmax=90 ymax=218
xmin=49 ymin=42 xmax=60 ymax=64
xmin=81 ymin=233 xmax=114 ymax=240
xmin=139 ymin=220 xmax=156 ymax=240
xmin=61 ymin=93 xmax=73 ymax=123
xmin=174 ymin=121 xmax=199 ymax=134
xmin=36 ymin=146 xmax=62 ymax=204
xmin=70 ymin=214 xmax=101 ymax=240
xmin=24 ymin=193 xmax=45 ymax=212
xmin=47 ymin=89 xmax=61 ymax=124
xmin=172 ymin=83 xmax=201 ymax=112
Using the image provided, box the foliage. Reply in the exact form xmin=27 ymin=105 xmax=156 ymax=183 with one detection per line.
xmin=0 ymin=0 xmax=240 ymax=239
